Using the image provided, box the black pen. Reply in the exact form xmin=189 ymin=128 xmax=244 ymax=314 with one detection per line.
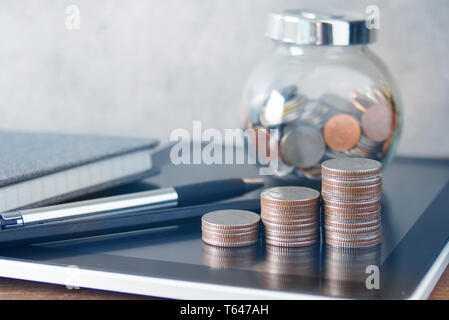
xmin=0 ymin=178 xmax=264 ymax=229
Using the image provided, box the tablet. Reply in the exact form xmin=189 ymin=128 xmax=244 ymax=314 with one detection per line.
xmin=0 ymin=156 xmax=447 ymax=299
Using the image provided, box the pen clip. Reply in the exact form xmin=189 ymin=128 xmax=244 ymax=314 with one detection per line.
xmin=0 ymin=211 xmax=24 ymax=229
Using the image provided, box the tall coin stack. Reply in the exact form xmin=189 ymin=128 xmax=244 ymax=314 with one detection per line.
xmin=201 ymin=210 xmax=260 ymax=248
xmin=260 ymin=187 xmax=320 ymax=247
xmin=321 ymin=158 xmax=382 ymax=249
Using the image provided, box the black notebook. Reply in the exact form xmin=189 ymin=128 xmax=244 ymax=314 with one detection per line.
xmin=0 ymin=131 xmax=158 ymax=212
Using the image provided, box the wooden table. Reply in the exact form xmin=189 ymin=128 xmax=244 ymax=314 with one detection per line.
xmin=0 ymin=265 xmax=448 ymax=300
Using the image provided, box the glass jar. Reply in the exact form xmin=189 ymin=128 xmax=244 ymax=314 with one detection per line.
xmin=242 ymin=10 xmax=402 ymax=179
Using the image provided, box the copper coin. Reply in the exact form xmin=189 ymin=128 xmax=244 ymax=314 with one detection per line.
xmin=202 ymin=229 xmax=259 ymax=241
xmin=201 ymin=230 xmax=258 ymax=240
xmin=322 ymin=191 xmax=382 ymax=201
xmin=325 ymin=217 xmax=381 ymax=228
xmin=264 ymin=230 xmax=319 ymax=239
xmin=322 ymin=182 xmax=382 ymax=194
xmin=202 ymin=224 xmax=258 ymax=234
xmin=324 ymin=224 xmax=381 ymax=235
xmin=265 ymin=229 xmax=318 ymax=238
xmin=260 ymin=201 xmax=319 ymax=211
xmin=322 ymin=197 xmax=381 ymax=206
xmin=202 ymin=229 xmax=259 ymax=240
xmin=265 ymin=238 xmax=319 ymax=248
xmin=262 ymin=220 xmax=319 ymax=231
xmin=202 ymin=238 xmax=259 ymax=248
xmin=322 ymin=185 xmax=382 ymax=197
xmin=324 ymin=208 xmax=381 ymax=220
xmin=322 ymin=192 xmax=381 ymax=202
xmin=322 ymin=176 xmax=381 ymax=187
xmin=323 ymin=199 xmax=381 ymax=209
xmin=261 ymin=214 xmax=318 ymax=224
xmin=323 ymin=114 xmax=361 ymax=152
xmin=261 ymin=208 xmax=319 ymax=217
xmin=265 ymin=233 xmax=319 ymax=242
xmin=361 ymin=104 xmax=394 ymax=142
xmin=261 ymin=200 xmax=320 ymax=209
xmin=262 ymin=216 xmax=318 ymax=226
xmin=261 ymin=211 xmax=318 ymax=221
xmin=264 ymin=220 xmax=319 ymax=231
xmin=265 ymin=236 xmax=319 ymax=245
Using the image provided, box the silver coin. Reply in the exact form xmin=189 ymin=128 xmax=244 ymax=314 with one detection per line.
xmin=202 ymin=238 xmax=259 ymax=247
xmin=298 ymin=100 xmax=333 ymax=127
xmin=202 ymin=210 xmax=260 ymax=229
xmin=261 ymin=186 xmax=320 ymax=203
xmin=281 ymin=95 xmax=309 ymax=124
xmin=321 ymin=93 xmax=357 ymax=114
xmin=321 ymin=158 xmax=382 ymax=177
xmin=280 ymin=126 xmax=325 ymax=168
xmin=325 ymin=150 xmax=350 ymax=160
xmin=358 ymin=134 xmax=384 ymax=150
xmin=259 ymin=86 xmax=301 ymax=127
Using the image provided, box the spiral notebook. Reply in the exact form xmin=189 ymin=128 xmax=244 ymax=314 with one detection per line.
xmin=0 ymin=131 xmax=159 ymax=212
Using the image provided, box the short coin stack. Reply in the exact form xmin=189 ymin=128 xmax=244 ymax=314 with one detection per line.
xmin=321 ymin=158 xmax=382 ymax=249
xmin=201 ymin=210 xmax=260 ymax=247
xmin=260 ymin=186 xmax=320 ymax=247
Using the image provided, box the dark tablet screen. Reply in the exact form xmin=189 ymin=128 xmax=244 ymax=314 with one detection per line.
xmin=1 ymin=156 xmax=449 ymax=299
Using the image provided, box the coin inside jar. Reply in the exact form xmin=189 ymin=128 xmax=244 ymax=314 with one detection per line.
xmin=280 ymin=126 xmax=325 ymax=169
xmin=323 ymin=114 xmax=361 ymax=152
xmin=361 ymin=104 xmax=394 ymax=142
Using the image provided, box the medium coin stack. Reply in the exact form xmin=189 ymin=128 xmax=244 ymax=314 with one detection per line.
xmin=201 ymin=210 xmax=260 ymax=247
xmin=321 ymin=158 xmax=382 ymax=249
xmin=260 ymin=186 xmax=320 ymax=247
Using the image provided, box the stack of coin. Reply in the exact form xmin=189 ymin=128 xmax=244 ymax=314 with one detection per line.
xmin=321 ymin=158 xmax=382 ymax=249
xmin=260 ymin=186 xmax=320 ymax=247
xmin=201 ymin=210 xmax=260 ymax=247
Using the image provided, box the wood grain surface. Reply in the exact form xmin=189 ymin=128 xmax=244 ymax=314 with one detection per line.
xmin=0 ymin=265 xmax=447 ymax=300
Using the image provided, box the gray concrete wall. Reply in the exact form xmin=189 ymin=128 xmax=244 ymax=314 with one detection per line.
xmin=0 ymin=0 xmax=447 ymax=156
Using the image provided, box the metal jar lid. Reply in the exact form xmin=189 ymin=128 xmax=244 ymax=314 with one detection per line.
xmin=266 ymin=9 xmax=376 ymax=46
